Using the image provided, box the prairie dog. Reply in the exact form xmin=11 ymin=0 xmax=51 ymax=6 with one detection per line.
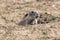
xmin=18 ymin=11 xmax=39 ymax=25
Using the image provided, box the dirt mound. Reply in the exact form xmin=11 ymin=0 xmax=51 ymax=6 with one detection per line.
xmin=19 ymin=11 xmax=60 ymax=25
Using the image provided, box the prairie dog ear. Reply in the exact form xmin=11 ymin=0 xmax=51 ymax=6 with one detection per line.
xmin=23 ymin=14 xmax=28 ymax=19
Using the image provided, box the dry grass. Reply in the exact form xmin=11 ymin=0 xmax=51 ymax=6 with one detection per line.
xmin=0 ymin=0 xmax=60 ymax=40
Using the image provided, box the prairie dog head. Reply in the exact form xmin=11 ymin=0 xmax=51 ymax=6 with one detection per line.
xmin=23 ymin=11 xmax=39 ymax=19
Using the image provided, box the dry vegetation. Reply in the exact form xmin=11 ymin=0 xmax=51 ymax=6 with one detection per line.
xmin=0 ymin=0 xmax=60 ymax=40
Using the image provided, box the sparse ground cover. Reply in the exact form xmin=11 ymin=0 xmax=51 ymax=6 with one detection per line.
xmin=0 ymin=0 xmax=60 ymax=40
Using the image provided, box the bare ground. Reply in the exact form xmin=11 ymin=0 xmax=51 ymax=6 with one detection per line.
xmin=0 ymin=0 xmax=60 ymax=40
